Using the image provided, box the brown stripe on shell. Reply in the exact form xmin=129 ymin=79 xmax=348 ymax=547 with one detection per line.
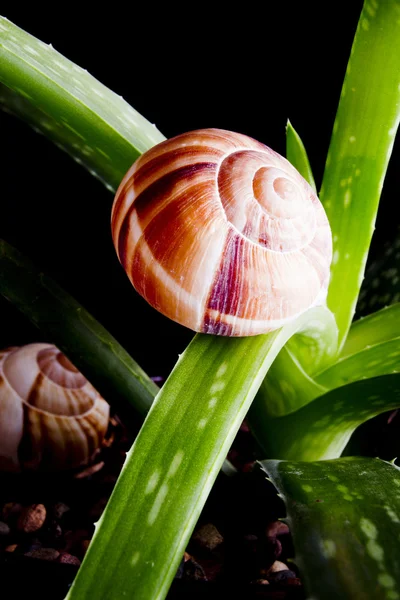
xmin=206 ymin=229 xmax=245 ymax=326
xmin=128 ymin=170 xmax=227 ymax=329
xmin=138 ymin=176 xmax=217 ymax=289
xmin=204 ymin=228 xmax=325 ymax=335
xmin=25 ymin=371 xmax=45 ymax=408
xmin=202 ymin=312 xmax=235 ymax=336
xmin=0 ymin=373 xmax=24 ymax=470
xmin=75 ymin=403 xmax=108 ymax=461
xmin=18 ymin=402 xmax=42 ymax=470
xmin=25 ymin=371 xmax=95 ymax=416
xmin=18 ymin=396 xmax=109 ymax=471
xmin=37 ymin=347 xmax=86 ymax=389
xmin=111 ymin=127 xmax=271 ymax=239
xmin=118 ymin=162 xmax=216 ymax=270
xmin=129 ymin=145 xmax=223 ymax=191
xmin=111 ymin=144 xmax=224 ymax=236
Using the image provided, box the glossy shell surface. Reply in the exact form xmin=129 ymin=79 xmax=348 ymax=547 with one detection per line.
xmin=112 ymin=129 xmax=332 ymax=336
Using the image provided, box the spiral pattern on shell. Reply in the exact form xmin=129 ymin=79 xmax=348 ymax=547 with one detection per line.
xmin=0 ymin=344 xmax=110 ymax=471
xmin=112 ymin=128 xmax=332 ymax=336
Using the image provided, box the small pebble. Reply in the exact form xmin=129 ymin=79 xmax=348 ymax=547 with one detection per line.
xmin=191 ymin=523 xmax=224 ymax=553
xmin=17 ymin=504 xmax=47 ymax=533
xmin=52 ymin=502 xmax=70 ymax=520
xmin=266 ymin=520 xmax=290 ymax=539
xmin=0 ymin=521 xmax=10 ymax=536
xmin=267 ymin=560 xmax=289 ymax=573
xmin=268 ymin=569 xmax=298 ymax=583
xmin=183 ymin=558 xmax=208 ymax=581
xmin=5 ymin=544 xmax=17 ymax=553
xmin=25 ymin=547 xmax=60 ymax=561
xmin=58 ymin=552 xmax=81 ymax=566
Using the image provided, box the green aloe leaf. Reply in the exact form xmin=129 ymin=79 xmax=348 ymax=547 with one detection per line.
xmin=250 ymin=346 xmax=327 ymax=420
xmin=261 ymin=456 xmax=400 ymax=600
xmin=284 ymin=124 xmax=338 ymax=377
xmin=0 ymin=17 xmax=165 ymax=191
xmin=286 ymin=119 xmax=317 ymax=192
xmin=316 ymin=339 xmax=400 ymax=389
xmin=314 ymin=304 xmax=400 ymax=388
xmin=249 ymin=305 xmax=336 ymax=425
xmin=341 ymin=303 xmax=400 ymax=360
xmin=319 ymin=1 xmax=400 ymax=351
xmin=285 ymin=306 xmax=338 ymax=377
xmin=0 ymin=238 xmax=158 ymax=422
xmin=255 ymin=373 xmax=400 ymax=461
xmin=66 ymin=313 xmax=316 ymax=600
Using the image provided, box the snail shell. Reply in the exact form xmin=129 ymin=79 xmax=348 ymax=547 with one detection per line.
xmin=0 ymin=343 xmax=110 ymax=471
xmin=112 ymin=128 xmax=332 ymax=336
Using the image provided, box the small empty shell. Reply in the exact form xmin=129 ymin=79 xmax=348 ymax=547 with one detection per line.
xmin=0 ymin=343 xmax=110 ymax=471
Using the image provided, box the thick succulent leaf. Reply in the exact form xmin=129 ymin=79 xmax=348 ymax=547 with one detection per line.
xmin=316 ymin=338 xmax=400 ymax=389
xmin=357 ymin=225 xmax=400 ymax=318
xmin=252 ymin=373 xmax=400 ymax=461
xmin=261 ymin=457 xmax=400 ymax=600
xmin=0 ymin=239 xmax=158 ymax=424
xmin=319 ymin=1 xmax=400 ymax=351
xmin=285 ymin=306 xmax=338 ymax=376
xmin=314 ymin=304 xmax=400 ymax=388
xmin=66 ymin=314 xmax=315 ymax=600
xmin=252 ymin=346 xmax=328 ymax=419
xmin=248 ymin=305 xmax=337 ymax=438
xmin=286 ymin=119 xmax=317 ymax=192
xmin=0 ymin=17 xmax=165 ymax=191
xmin=340 ymin=303 xmax=400 ymax=360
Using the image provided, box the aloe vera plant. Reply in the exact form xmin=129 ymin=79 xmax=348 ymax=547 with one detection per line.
xmin=1 ymin=2 xmax=400 ymax=599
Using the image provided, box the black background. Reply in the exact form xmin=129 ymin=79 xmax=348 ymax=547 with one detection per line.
xmin=0 ymin=2 xmax=396 ymax=378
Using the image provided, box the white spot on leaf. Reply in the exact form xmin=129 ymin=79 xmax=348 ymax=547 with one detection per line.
xmin=144 ymin=470 xmax=160 ymax=495
xmin=148 ymin=483 xmax=169 ymax=525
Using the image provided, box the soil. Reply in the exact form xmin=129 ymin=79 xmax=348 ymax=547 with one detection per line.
xmin=0 ymin=410 xmax=305 ymax=600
